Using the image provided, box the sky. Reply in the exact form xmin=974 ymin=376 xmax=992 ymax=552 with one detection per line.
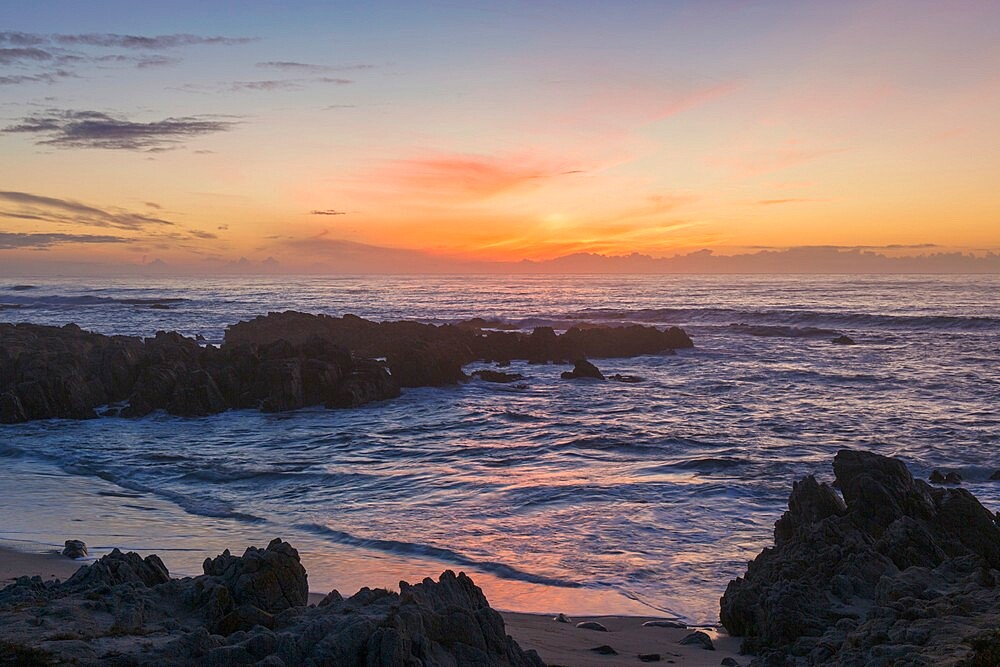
xmin=1 ymin=0 xmax=998 ymax=273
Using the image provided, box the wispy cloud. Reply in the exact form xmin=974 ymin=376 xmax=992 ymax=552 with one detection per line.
xmin=0 ymin=231 xmax=126 ymax=249
xmin=756 ymin=198 xmax=813 ymax=205
xmin=310 ymin=209 xmax=347 ymax=215
xmin=256 ymin=61 xmax=373 ymax=73
xmin=0 ymin=190 xmax=174 ymax=230
xmin=3 ymin=109 xmax=238 ymax=150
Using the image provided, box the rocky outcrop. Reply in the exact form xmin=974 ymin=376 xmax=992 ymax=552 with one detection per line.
xmin=2 ymin=312 xmax=692 ymax=422
xmin=0 ymin=539 xmax=544 ymax=667
xmin=560 ymin=359 xmax=605 ymax=380
xmin=720 ymin=450 xmax=1000 ymax=665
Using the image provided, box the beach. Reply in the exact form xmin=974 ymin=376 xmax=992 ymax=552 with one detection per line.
xmin=0 ymin=544 xmax=743 ymax=666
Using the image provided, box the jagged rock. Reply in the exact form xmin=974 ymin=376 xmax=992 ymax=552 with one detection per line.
xmin=472 ymin=369 xmax=525 ymax=383
xmin=720 ymin=449 xmax=1000 ymax=665
xmin=561 ymin=359 xmax=605 ymax=380
xmin=831 ymin=334 xmax=856 ymax=345
xmin=679 ymin=631 xmax=714 ymax=650
xmin=61 ymin=540 xmax=87 ymax=559
xmin=0 ymin=542 xmax=544 ymax=667
xmin=577 ymin=620 xmax=609 ymax=631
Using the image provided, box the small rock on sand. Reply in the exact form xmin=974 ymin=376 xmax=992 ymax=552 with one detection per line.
xmin=576 ymin=621 xmax=609 ymax=631
xmin=553 ymin=613 xmax=571 ymax=623
xmin=638 ymin=653 xmax=661 ymax=662
xmin=642 ymin=619 xmax=686 ymax=629
xmin=679 ymin=631 xmax=715 ymax=650
xmin=590 ymin=645 xmax=617 ymax=655
xmin=720 ymin=658 xmax=740 ymax=666
xmin=61 ymin=540 xmax=87 ymax=559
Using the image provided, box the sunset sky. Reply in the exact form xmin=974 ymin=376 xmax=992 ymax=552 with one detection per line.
xmin=1 ymin=1 xmax=998 ymax=273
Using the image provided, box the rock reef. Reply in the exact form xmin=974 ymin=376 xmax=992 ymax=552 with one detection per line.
xmin=720 ymin=450 xmax=1000 ymax=665
xmin=1 ymin=311 xmax=692 ymax=423
xmin=0 ymin=538 xmax=543 ymax=666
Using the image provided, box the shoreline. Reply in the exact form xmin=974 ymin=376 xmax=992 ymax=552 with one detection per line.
xmin=0 ymin=543 xmax=744 ymax=666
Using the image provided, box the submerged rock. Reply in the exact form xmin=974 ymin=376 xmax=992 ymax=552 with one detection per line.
xmin=473 ymin=369 xmax=525 ymax=383
xmin=61 ymin=540 xmax=87 ymax=559
xmin=560 ymin=359 xmax=605 ymax=380
xmin=831 ymin=334 xmax=856 ymax=345
xmin=0 ymin=540 xmax=543 ymax=667
xmin=720 ymin=449 xmax=1000 ymax=665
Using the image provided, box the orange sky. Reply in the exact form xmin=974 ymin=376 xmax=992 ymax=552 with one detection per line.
xmin=1 ymin=1 xmax=998 ymax=272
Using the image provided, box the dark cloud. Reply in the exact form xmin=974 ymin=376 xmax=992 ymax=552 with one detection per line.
xmin=49 ymin=34 xmax=257 ymax=49
xmin=3 ymin=109 xmax=238 ymax=150
xmin=0 ymin=70 xmax=75 ymax=85
xmin=0 ymin=47 xmax=53 ymax=64
xmin=95 ymin=54 xmax=181 ymax=68
xmin=0 ymin=232 xmax=126 ymax=249
xmin=310 ymin=209 xmax=347 ymax=216
xmin=0 ymin=190 xmax=174 ymax=230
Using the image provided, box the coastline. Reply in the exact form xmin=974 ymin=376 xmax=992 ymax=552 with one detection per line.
xmin=0 ymin=543 xmax=744 ymax=666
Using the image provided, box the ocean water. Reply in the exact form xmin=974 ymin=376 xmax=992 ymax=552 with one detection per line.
xmin=1 ymin=274 xmax=998 ymax=623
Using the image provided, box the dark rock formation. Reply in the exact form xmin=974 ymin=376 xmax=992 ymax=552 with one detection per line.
xmin=0 ymin=539 xmax=543 ymax=667
xmin=679 ymin=631 xmax=714 ymax=650
xmin=472 ymin=369 xmax=525 ymax=383
xmin=61 ymin=540 xmax=87 ymax=559
xmin=609 ymin=373 xmax=643 ymax=383
xmin=930 ymin=469 xmax=963 ymax=485
xmin=577 ymin=621 xmax=609 ymax=631
xmin=591 ymin=644 xmax=618 ymax=655
xmin=831 ymin=334 xmax=857 ymax=345
xmin=638 ymin=653 xmax=661 ymax=662
xmin=2 ymin=312 xmax=692 ymax=422
xmin=643 ymin=619 xmax=686 ymax=628
xmin=720 ymin=449 xmax=1000 ymax=665
xmin=560 ymin=359 xmax=605 ymax=380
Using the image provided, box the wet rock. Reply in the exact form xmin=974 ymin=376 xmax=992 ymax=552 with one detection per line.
xmin=472 ymin=369 xmax=525 ymax=383
xmin=831 ymin=334 xmax=856 ymax=345
xmin=930 ymin=469 xmax=962 ymax=485
xmin=609 ymin=373 xmax=643 ymax=383
xmin=590 ymin=644 xmax=618 ymax=655
xmin=577 ymin=621 xmax=609 ymax=631
xmin=554 ymin=612 xmax=572 ymax=623
xmin=61 ymin=540 xmax=87 ymax=559
xmin=720 ymin=659 xmax=740 ymax=666
xmin=561 ymin=359 xmax=605 ymax=380
xmin=0 ymin=543 xmax=544 ymax=667
xmin=679 ymin=631 xmax=715 ymax=650
xmin=721 ymin=449 xmax=1000 ymax=665
xmin=639 ymin=653 xmax=662 ymax=662
xmin=991 ymin=470 xmax=1000 ymax=481
xmin=643 ymin=619 xmax=687 ymax=628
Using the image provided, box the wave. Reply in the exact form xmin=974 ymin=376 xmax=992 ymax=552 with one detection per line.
xmin=562 ymin=307 xmax=1000 ymax=331
xmin=0 ymin=293 xmax=189 ymax=308
xmin=296 ymin=522 xmax=583 ymax=589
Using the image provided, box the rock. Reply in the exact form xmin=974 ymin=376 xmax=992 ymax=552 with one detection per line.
xmin=930 ymin=469 xmax=963 ymax=485
xmin=554 ymin=612 xmax=572 ymax=623
xmin=679 ymin=631 xmax=715 ymax=650
xmin=561 ymin=359 xmax=605 ymax=380
xmin=720 ymin=449 xmax=1000 ymax=664
xmin=643 ymin=619 xmax=687 ymax=628
xmin=0 ymin=542 xmax=544 ymax=667
xmin=608 ymin=373 xmax=643 ymax=383
xmin=991 ymin=470 xmax=1000 ymax=481
xmin=590 ymin=644 xmax=618 ymax=655
xmin=61 ymin=540 xmax=87 ymax=559
xmin=472 ymin=369 xmax=524 ymax=383
xmin=577 ymin=621 xmax=609 ymax=631
xmin=639 ymin=654 xmax=661 ymax=662
xmin=831 ymin=334 xmax=856 ymax=345
xmin=720 ymin=659 xmax=739 ymax=666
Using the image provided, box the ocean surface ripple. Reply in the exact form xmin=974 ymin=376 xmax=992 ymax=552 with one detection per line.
xmin=1 ymin=274 xmax=998 ymax=622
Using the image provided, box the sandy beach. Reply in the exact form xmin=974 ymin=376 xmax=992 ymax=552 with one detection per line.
xmin=1 ymin=544 xmax=744 ymax=666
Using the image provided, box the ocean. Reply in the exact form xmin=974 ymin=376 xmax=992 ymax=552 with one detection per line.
xmin=1 ymin=274 xmax=997 ymax=623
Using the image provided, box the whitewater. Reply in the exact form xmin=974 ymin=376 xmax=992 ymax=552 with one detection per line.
xmin=1 ymin=274 xmax=997 ymax=623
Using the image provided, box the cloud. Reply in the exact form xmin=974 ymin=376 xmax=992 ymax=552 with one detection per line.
xmin=256 ymin=61 xmax=373 ymax=72
xmin=0 ymin=190 xmax=174 ymax=230
xmin=3 ymin=109 xmax=238 ymax=150
xmin=0 ymin=232 xmax=126 ymax=249
xmin=46 ymin=34 xmax=257 ymax=49
xmin=0 ymin=47 xmax=53 ymax=64
xmin=756 ymin=198 xmax=813 ymax=205
xmin=0 ymin=70 xmax=75 ymax=85
xmin=229 ymin=79 xmax=302 ymax=91
xmin=310 ymin=209 xmax=347 ymax=216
